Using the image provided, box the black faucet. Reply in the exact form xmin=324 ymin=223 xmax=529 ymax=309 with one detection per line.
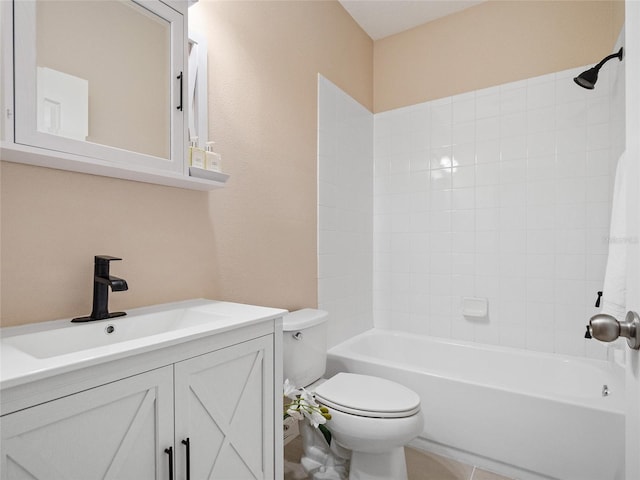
xmin=72 ymin=256 xmax=128 ymax=322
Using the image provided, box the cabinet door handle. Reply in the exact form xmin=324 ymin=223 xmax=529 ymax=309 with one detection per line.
xmin=177 ymin=72 xmax=183 ymax=111
xmin=164 ymin=446 xmax=174 ymax=480
xmin=181 ymin=438 xmax=191 ymax=480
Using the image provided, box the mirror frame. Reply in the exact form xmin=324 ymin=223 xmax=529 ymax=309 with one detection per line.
xmin=12 ymin=0 xmax=184 ymax=173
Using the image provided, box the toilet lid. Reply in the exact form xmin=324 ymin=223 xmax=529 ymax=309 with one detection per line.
xmin=313 ymin=373 xmax=421 ymax=418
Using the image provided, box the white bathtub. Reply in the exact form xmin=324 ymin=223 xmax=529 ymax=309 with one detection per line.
xmin=325 ymin=329 xmax=625 ymax=480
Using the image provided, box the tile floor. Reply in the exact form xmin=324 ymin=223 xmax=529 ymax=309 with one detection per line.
xmin=284 ymin=435 xmax=514 ymax=480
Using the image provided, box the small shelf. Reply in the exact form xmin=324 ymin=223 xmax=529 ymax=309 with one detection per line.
xmin=189 ymin=166 xmax=230 ymax=183
xmin=1 ymin=141 xmax=228 ymax=191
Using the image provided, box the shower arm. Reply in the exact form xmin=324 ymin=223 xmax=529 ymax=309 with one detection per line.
xmin=593 ymin=47 xmax=624 ymax=70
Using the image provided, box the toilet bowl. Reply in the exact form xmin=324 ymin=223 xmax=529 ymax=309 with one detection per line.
xmin=314 ymin=373 xmax=423 ymax=480
xmin=283 ymin=309 xmax=424 ymax=480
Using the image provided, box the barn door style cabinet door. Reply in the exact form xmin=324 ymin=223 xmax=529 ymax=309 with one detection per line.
xmin=1 ymin=335 xmax=277 ymax=480
xmin=0 ymin=367 xmax=175 ymax=479
xmin=174 ymin=336 xmax=275 ymax=479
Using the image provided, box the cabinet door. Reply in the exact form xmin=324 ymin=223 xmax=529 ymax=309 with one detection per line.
xmin=0 ymin=366 xmax=174 ymax=480
xmin=12 ymin=0 xmax=186 ymax=173
xmin=174 ymin=335 xmax=275 ymax=480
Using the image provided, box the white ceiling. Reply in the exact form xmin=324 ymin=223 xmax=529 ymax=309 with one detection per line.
xmin=339 ymin=0 xmax=486 ymax=40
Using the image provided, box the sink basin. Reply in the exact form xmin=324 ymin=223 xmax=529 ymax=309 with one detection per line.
xmin=0 ymin=299 xmax=287 ymax=393
xmin=4 ymin=307 xmax=227 ymax=359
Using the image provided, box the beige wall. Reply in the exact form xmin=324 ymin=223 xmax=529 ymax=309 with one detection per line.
xmin=374 ymin=0 xmax=625 ymax=112
xmin=1 ymin=0 xmax=372 ymax=327
xmin=0 ymin=0 xmax=626 ymax=327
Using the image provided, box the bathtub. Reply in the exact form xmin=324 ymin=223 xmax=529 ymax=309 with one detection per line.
xmin=325 ymin=329 xmax=625 ymax=480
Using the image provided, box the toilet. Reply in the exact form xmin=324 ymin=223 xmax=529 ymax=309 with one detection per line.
xmin=283 ymin=309 xmax=424 ymax=480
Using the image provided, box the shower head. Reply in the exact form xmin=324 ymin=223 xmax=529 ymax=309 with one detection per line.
xmin=574 ymin=47 xmax=624 ymax=89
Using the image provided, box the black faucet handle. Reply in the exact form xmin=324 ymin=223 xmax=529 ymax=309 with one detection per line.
xmin=94 ymin=256 xmax=123 ymax=277
xmin=95 ymin=255 xmax=122 ymax=263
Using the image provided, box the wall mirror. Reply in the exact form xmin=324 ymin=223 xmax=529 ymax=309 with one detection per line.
xmin=12 ymin=0 xmax=186 ymax=174
xmin=188 ymin=30 xmax=208 ymax=149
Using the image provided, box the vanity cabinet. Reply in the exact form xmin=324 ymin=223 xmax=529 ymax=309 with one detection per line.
xmin=1 ymin=334 xmax=276 ymax=479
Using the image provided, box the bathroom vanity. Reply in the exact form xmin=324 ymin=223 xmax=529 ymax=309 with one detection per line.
xmin=0 ymin=299 xmax=285 ymax=479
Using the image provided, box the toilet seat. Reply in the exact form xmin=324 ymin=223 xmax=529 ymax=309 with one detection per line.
xmin=314 ymin=372 xmax=421 ymax=418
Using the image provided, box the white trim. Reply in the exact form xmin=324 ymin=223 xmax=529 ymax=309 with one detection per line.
xmin=1 ymin=141 xmax=225 ymax=190
xmin=625 ymin=1 xmax=640 ymax=479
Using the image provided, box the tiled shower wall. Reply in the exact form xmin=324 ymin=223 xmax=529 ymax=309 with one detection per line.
xmin=318 ymin=76 xmax=374 ymax=348
xmin=373 ymin=62 xmax=625 ymax=359
xmin=318 ymin=54 xmax=624 ymax=359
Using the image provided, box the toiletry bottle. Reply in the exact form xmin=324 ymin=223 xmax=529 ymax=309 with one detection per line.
xmin=205 ymin=141 xmax=222 ymax=172
xmin=189 ymin=137 xmax=206 ymax=169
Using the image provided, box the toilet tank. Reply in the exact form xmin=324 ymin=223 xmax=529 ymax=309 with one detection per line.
xmin=283 ymin=309 xmax=328 ymax=388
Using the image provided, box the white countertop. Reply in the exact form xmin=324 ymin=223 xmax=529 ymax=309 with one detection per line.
xmin=0 ymin=299 xmax=286 ymax=390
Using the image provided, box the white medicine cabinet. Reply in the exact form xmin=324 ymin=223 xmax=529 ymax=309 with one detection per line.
xmin=0 ymin=0 xmax=224 ymax=190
